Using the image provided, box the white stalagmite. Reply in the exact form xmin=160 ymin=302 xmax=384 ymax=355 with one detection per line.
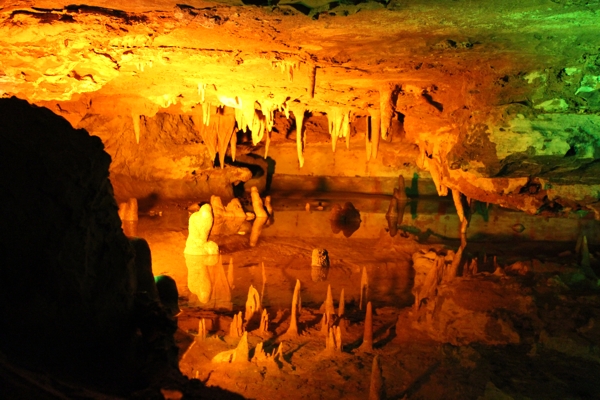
xmin=328 ymin=108 xmax=350 ymax=153
xmin=368 ymin=109 xmax=381 ymax=160
xmin=291 ymin=106 xmax=306 ymax=168
xmin=380 ymin=85 xmax=394 ymax=140
xmin=132 ymin=113 xmax=141 ymax=144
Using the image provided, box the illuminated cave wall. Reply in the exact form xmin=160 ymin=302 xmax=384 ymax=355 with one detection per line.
xmin=1 ymin=1 xmax=600 ymax=213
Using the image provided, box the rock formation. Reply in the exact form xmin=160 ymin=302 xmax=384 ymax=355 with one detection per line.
xmin=229 ymin=311 xmax=245 ymax=339
xmin=284 ymin=279 xmax=302 ymax=337
xmin=245 ymin=284 xmax=262 ymax=323
xmin=360 ymin=267 xmax=369 ymax=310
xmin=184 ymin=204 xmax=219 ymax=256
xmin=369 ymin=355 xmax=385 ymax=400
xmin=311 ymin=248 xmax=330 ymax=282
xmin=358 ymin=302 xmax=374 ymax=353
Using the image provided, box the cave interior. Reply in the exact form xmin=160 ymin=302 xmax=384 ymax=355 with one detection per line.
xmin=1 ymin=0 xmax=600 ymax=398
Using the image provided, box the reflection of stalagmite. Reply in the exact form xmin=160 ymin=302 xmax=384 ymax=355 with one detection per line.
xmin=186 ymin=254 xmax=218 ymax=304
xmin=380 ymin=85 xmax=394 ymax=140
xmin=198 ymin=318 xmax=207 ymax=341
xmin=385 ymin=196 xmax=399 ymax=237
xmin=245 ymin=284 xmax=262 ymax=323
xmin=360 ymin=267 xmax=369 ymax=310
xmin=210 ymin=256 xmax=232 ymax=310
xmin=229 ymin=311 xmax=244 ymax=338
xmin=119 ymin=198 xmax=139 ymax=237
xmin=250 ymin=216 xmax=267 ymax=247
xmin=369 ymin=355 xmax=385 ymax=400
xmin=358 ymin=301 xmax=374 ymax=352
xmin=368 ymin=109 xmax=381 ymax=160
xmin=251 ymin=186 xmax=268 ymax=218
xmin=452 ymin=189 xmax=467 ymax=232
xmin=227 ymin=257 xmax=235 ymax=289
xmin=285 ymin=279 xmax=301 ymax=337
xmin=582 ymin=235 xmax=591 ymax=269
xmin=261 ymin=261 xmax=267 ymax=301
xmin=184 ymin=204 xmax=219 ymax=256
xmin=264 ymin=196 xmax=273 ymax=216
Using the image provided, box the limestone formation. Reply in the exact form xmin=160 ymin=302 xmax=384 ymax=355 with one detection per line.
xmin=245 ymin=284 xmax=262 ymax=323
xmin=367 ymin=109 xmax=381 ymax=160
xmin=360 ymin=267 xmax=369 ymax=310
xmin=184 ymin=204 xmax=219 ymax=256
xmin=119 ymin=197 xmax=139 ymax=222
xmin=284 ymin=279 xmax=301 ymax=337
xmin=261 ymin=261 xmax=267 ymax=302
xmin=259 ymin=309 xmax=269 ymax=335
xmin=369 ymin=355 xmax=384 ymax=400
xmin=227 ymin=257 xmax=235 ymax=290
xmin=325 ymin=325 xmax=342 ymax=354
xmin=321 ymin=311 xmax=332 ymax=334
xmin=229 ymin=311 xmax=244 ymax=338
xmin=198 ymin=318 xmax=207 ymax=341
xmin=264 ymin=195 xmax=274 ymax=216
xmin=338 ymin=288 xmax=345 ymax=317
xmin=212 ymin=331 xmax=249 ymax=364
xmin=358 ymin=302 xmax=374 ymax=352
xmin=311 ymin=248 xmax=330 ymax=282
xmin=209 ymin=256 xmax=232 ymax=310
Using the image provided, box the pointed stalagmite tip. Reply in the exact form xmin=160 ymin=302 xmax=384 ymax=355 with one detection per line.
xmin=369 ymin=355 xmax=384 ymax=400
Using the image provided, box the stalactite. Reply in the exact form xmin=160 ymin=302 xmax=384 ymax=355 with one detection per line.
xmin=368 ymin=109 xmax=381 ymax=160
xmin=131 ymin=113 xmax=141 ymax=144
xmin=328 ymin=108 xmax=349 ymax=153
xmin=365 ymin=115 xmax=372 ymax=161
xmin=358 ymin=301 xmax=373 ymax=352
xmin=291 ymin=107 xmax=306 ymax=168
xmin=203 ymin=102 xmax=211 ymax=126
xmin=380 ymin=85 xmax=394 ymax=140
xmin=309 ymin=64 xmax=317 ymax=98
xmin=198 ymin=83 xmax=206 ymax=103
xmin=264 ymin=129 xmax=271 ymax=159
xmin=230 ymin=128 xmax=237 ymax=162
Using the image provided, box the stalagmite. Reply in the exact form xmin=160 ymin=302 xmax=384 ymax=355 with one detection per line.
xmin=132 ymin=113 xmax=141 ymax=144
xmin=213 ymin=331 xmax=249 ymax=363
xmin=369 ymin=355 xmax=385 ymax=400
xmin=284 ymin=279 xmax=301 ymax=337
xmin=261 ymin=261 xmax=267 ymax=301
xmin=386 ymin=195 xmax=399 ymax=237
xmin=293 ymin=107 xmax=305 ymax=168
xmin=203 ymin=102 xmax=211 ymax=126
xmin=325 ymin=326 xmax=342 ymax=354
xmin=321 ymin=311 xmax=331 ymax=334
xmin=229 ymin=311 xmax=244 ymax=338
xmin=184 ymin=204 xmax=219 ymax=256
xmin=447 ymin=244 xmax=465 ymax=280
xmin=259 ymin=309 xmax=269 ymax=335
xmin=360 ymin=267 xmax=369 ymax=310
xmin=198 ymin=318 xmax=207 ymax=341
xmin=245 ymin=284 xmax=262 ymax=322
xmin=368 ymin=109 xmax=381 ymax=160
xmin=251 ymin=186 xmax=268 ymax=218
xmin=582 ymin=235 xmax=591 ymax=269
xmin=227 ymin=257 xmax=235 ymax=289
xmin=358 ymin=302 xmax=374 ymax=352
xmin=380 ymin=85 xmax=394 ymax=140
xmin=309 ymin=64 xmax=317 ymax=98
xmin=322 ymin=284 xmax=335 ymax=316
xmin=249 ymin=216 xmax=267 ymax=247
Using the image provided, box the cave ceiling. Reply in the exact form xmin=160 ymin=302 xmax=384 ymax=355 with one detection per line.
xmin=1 ymin=0 xmax=600 ymax=216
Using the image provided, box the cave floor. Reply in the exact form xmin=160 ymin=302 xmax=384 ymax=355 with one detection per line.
xmin=134 ymin=193 xmax=600 ymax=399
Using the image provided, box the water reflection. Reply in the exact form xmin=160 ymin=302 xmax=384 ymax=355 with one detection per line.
xmin=185 ymin=254 xmax=232 ymax=310
xmin=329 ymin=202 xmax=361 ymax=237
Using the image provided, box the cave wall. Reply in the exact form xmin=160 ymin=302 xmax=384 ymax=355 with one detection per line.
xmin=0 ymin=97 xmax=141 ymax=391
